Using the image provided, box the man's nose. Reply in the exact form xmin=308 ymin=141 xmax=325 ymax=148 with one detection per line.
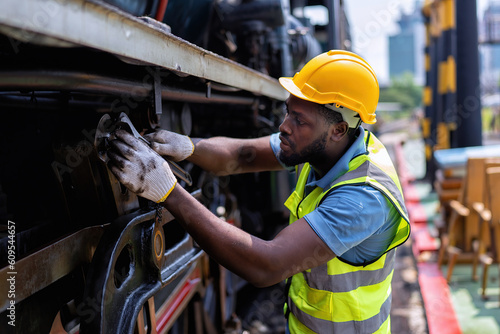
xmin=279 ymin=114 xmax=291 ymax=135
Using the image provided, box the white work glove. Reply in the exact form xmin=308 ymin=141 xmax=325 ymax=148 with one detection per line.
xmin=144 ymin=130 xmax=194 ymax=162
xmin=107 ymin=130 xmax=177 ymax=203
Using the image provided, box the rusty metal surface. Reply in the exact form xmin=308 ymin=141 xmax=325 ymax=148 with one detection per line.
xmin=0 ymin=0 xmax=288 ymax=101
xmin=0 ymin=226 xmax=104 ymax=312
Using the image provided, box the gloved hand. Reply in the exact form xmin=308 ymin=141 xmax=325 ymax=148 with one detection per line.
xmin=107 ymin=130 xmax=177 ymax=203
xmin=144 ymin=130 xmax=194 ymax=162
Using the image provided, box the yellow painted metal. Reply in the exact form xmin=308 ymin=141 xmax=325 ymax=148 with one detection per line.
xmin=422 ymin=0 xmax=435 ymax=17
xmin=425 ymin=144 xmax=433 ymax=160
xmin=438 ymin=60 xmax=448 ymax=95
xmin=422 ymin=117 xmax=431 ymax=138
xmin=434 ymin=0 xmax=444 ymax=37
xmin=436 ymin=122 xmax=450 ymax=150
xmin=447 ymin=55 xmax=456 ymax=93
xmin=437 ymin=56 xmax=456 ymax=95
xmin=443 ymin=0 xmax=456 ymax=30
xmin=424 ymin=87 xmax=433 ymax=107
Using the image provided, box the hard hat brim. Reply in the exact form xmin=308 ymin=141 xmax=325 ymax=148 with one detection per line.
xmin=279 ymin=63 xmax=378 ymax=125
xmin=279 ymin=77 xmax=316 ymax=103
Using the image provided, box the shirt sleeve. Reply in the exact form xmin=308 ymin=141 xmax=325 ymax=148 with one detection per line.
xmin=304 ymin=185 xmax=396 ymax=262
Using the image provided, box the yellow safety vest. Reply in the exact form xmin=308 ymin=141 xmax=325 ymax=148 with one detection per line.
xmin=283 ymin=130 xmax=410 ymax=333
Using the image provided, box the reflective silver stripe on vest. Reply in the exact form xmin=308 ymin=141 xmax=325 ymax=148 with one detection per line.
xmin=330 ymin=160 xmax=409 ymax=218
xmin=302 ymin=249 xmax=396 ymax=293
xmin=288 ymin=289 xmax=392 ymax=333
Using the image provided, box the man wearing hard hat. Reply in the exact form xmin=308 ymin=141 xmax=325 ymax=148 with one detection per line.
xmin=107 ymin=50 xmax=410 ymax=333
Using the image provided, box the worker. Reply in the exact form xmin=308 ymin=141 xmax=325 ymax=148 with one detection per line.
xmin=107 ymin=50 xmax=410 ymax=333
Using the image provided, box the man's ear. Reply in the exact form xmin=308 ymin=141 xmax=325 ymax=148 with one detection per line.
xmin=329 ymin=122 xmax=349 ymax=142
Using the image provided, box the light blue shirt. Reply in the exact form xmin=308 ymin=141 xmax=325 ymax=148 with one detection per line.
xmin=270 ymin=127 xmax=400 ymax=264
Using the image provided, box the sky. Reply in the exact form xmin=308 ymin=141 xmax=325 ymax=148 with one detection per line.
xmin=344 ymin=0 xmax=417 ymax=84
xmin=305 ymin=0 xmax=491 ymax=85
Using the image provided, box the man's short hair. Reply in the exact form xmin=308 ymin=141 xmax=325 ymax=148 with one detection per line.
xmin=317 ymin=104 xmax=359 ymax=141
xmin=317 ymin=104 xmax=344 ymax=125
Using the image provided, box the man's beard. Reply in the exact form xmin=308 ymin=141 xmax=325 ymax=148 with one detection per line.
xmin=278 ymin=132 xmax=328 ymax=167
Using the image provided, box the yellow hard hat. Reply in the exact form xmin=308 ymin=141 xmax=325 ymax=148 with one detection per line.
xmin=279 ymin=50 xmax=379 ymax=124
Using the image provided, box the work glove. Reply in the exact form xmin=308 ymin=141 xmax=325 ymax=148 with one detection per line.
xmin=144 ymin=130 xmax=194 ymax=162
xmin=107 ymin=130 xmax=177 ymax=203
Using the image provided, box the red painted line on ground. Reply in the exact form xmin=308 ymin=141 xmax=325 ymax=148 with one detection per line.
xmin=394 ymin=142 xmax=416 ymax=186
xmin=415 ymin=229 xmax=439 ymax=252
xmin=403 ymin=182 xmax=421 ymax=203
xmin=406 ymin=202 xmax=438 ymax=256
xmin=417 ymin=262 xmax=462 ymax=334
xmin=407 ymin=202 xmax=428 ymax=225
xmin=406 ymin=201 xmax=440 ymax=256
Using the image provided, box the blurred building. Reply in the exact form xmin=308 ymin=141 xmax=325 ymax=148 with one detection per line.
xmin=388 ymin=0 xmax=425 ymax=85
xmin=480 ymin=1 xmax=500 ymax=94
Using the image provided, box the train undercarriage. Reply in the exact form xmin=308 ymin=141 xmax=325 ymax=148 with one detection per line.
xmin=0 ymin=0 xmax=349 ymax=332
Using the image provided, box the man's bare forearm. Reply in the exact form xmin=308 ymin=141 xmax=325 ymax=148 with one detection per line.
xmin=162 ymin=184 xmax=282 ymax=287
xmin=162 ymin=184 xmax=336 ymax=288
xmin=187 ymin=136 xmax=283 ymax=175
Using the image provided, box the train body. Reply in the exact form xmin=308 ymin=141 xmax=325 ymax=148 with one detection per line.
xmin=0 ymin=1 xmax=349 ymax=332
